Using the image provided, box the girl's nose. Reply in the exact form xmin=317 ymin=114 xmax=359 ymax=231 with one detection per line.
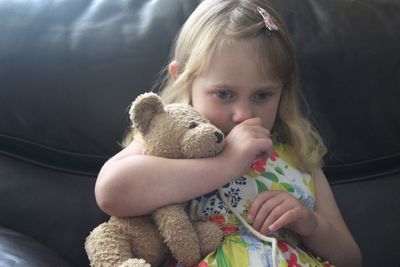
xmin=232 ymin=102 xmax=254 ymax=124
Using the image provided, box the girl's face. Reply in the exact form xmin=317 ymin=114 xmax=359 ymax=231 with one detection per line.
xmin=190 ymin=39 xmax=282 ymax=136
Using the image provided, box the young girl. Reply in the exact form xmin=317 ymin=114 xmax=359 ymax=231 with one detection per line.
xmin=95 ymin=0 xmax=362 ymax=266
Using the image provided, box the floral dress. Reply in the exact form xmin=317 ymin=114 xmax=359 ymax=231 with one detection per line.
xmin=164 ymin=144 xmax=334 ymax=267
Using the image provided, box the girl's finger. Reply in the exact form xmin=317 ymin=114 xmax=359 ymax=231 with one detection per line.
xmin=252 ymin=196 xmax=282 ymax=230
xmin=259 ymin=200 xmax=294 ymax=234
xmin=268 ymin=208 xmax=298 ymax=232
xmin=241 ymin=117 xmax=263 ymax=126
xmin=249 ymin=191 xmax=283 ymax=228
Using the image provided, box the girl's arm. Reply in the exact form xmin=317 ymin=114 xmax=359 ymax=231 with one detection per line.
xmin=95 ymin=117 xmax=273 ymax=217
xmin=95 ymin=140 xmax=234 ymax=217
xmin=302 ymin=169 xmax=362 ymax=267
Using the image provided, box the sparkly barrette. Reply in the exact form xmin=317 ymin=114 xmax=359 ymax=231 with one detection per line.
xmin=257 ymin=6 xmax=278 ymax=35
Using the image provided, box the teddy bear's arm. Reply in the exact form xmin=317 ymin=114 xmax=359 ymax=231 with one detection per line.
xmin=153 ymin=204 xmax=201 ymax=266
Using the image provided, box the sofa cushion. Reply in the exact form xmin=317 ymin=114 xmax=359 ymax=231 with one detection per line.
xmin=0 ymin=226 xmax=73 ymax=267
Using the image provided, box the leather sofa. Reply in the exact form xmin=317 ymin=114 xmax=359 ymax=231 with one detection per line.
xmin=1 ymin=0 xmax=399 ymax=266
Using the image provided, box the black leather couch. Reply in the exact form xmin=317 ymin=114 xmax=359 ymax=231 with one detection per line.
xmin=1 ymin=0 xmax=399 ymax=266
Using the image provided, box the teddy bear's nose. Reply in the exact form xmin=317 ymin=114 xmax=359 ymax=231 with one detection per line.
xmin=215 ymin=131 xmax=223 ymax=144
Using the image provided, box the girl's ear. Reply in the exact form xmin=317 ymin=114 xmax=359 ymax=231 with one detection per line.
xmin=168 ymin=60 xmax=179 ymax=81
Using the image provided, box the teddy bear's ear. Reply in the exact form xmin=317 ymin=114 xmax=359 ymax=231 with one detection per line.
xmin=129 ymin=92 xmax=164 ymax=135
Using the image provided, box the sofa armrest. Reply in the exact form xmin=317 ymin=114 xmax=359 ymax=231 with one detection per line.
xmin=0 ymin=226 xmax=73 ymax=267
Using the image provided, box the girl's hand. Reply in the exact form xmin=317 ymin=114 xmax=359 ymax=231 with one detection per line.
xmin=247 ymin=190 xmax=318 ymax=237
xmin=221 ymin=117 xmax=273 ymax=177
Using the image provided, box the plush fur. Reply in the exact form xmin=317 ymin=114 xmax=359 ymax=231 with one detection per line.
xmin=85 ymin=92 xmax=224 ymax=267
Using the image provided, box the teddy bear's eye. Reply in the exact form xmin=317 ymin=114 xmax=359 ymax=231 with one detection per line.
xmin=188 ymin=121 xmax=198 ymax=129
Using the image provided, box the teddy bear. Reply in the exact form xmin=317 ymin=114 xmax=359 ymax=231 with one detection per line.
xmin=85 ymin=92 xmax=224 ymax=267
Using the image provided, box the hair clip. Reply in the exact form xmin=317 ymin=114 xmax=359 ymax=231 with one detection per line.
xmin=257 ymin=6 xmax=278 ymax=35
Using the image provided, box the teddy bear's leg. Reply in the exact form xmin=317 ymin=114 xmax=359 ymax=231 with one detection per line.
xmin=153 ymin=204 xmax=201 ymax=266
xmin=86 ymin=216 xmax=168 ymax=267
xmin=193 ymin=221 xmax=223 ymax=256
xmin=85 ymin=217 xmax=139 ymax=267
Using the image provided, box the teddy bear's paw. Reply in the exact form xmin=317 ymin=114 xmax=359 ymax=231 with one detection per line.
xmin=118 ymin=258 xmax=151 ymax=267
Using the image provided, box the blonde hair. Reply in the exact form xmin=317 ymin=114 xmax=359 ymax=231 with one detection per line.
xmin=128 ymin=0 xmax=327 ymax=172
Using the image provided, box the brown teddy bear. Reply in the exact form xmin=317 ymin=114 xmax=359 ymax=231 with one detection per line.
xmin=85 ymin=92 xmax=224 ymax=267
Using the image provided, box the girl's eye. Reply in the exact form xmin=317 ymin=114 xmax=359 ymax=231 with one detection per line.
xmin=215 ymin=90 xmax=233 ymax=100
xmin=253 ymin=92 xmax=271 ymax=101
